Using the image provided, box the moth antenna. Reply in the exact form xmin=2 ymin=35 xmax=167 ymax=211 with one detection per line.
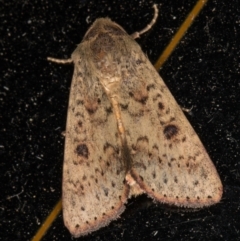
xmin=47 ymin=57 xmax=73 ymax=64
xmin=131 ymin=4 xmax=159 ymax=39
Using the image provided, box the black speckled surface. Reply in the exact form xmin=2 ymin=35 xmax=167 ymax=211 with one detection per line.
xmin=1 ymin=0 xmax=240 ymax=240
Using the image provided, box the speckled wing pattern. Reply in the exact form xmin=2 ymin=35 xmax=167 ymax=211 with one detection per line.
xmin=93 ymin=19 xmax=222 ymax=208
xmin=53 ymin=16 xmax=222 ymax=237
xmin=120 ymin=55 xmax=223 ymax=208
xmin=62 ymin=24 xmax=130 ymax=235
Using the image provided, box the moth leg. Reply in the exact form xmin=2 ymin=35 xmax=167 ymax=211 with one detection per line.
xmin=47 ymin=57 xmax=73 ymax=64
xmin=131 ymin=4 xmax=159 ymax=39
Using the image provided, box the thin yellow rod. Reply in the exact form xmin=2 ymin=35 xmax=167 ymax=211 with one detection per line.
xmin=31 ymin=200 xmax=62 ymax=241
xmin=154 ymin=0 xmax=208 ymax=70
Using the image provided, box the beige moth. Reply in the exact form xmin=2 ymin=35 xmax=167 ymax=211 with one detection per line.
xmin=48 ymin=4 xmax=222 ymax=238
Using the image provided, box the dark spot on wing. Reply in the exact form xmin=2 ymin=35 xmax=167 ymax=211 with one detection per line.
xmin=120 ymin=103 xmax=129 ymax=109
xmin=106 ymin=106 xmax=112 ymax=113
xmin=96 ymin=194 xmax=100 ymax=200
xmin=163 ymin=177 xmax=168 ymax=184
xmin=84 ymin=99 xmax=99 ymax=114
xmin=77 ymin=121 xmax=82 ymax=127
xmin=152 ymin=171 xmax=156 ymax=179
xmin=136 ymin=59 xmax=144 ymax=65
xmin=158 ymin=102 xmax=164 ymax=110
xmin=163 ymin=124 xmax=179 ymax=140
xmin=77 ymin=71 xmax=83 ymax=77
xmin=103 ymin=188 xmax=108 ymax=197
xmin=76 ymin=99 xmax=84 ymax=106
xmin=193 ymin=180 xmax=199 ymax=186
xmin=129 ymin=88 xmax=148 ymax=105
xmin=75 ymin=144 xmax=89 ymax=158
xmin=147 ymin=84 xmax=155 ymax=91
xmin=174 ymin=176 xmax=178 ymax=183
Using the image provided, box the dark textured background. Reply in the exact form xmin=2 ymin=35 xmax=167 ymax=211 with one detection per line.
xmin=1 ymin=0 xmax=240 ymax=240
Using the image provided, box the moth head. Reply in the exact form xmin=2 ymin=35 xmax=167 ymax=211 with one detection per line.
xmin=83 ymin=18 xmax=127 ymax=41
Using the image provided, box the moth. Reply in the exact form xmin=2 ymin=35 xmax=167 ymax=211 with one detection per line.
xmin=48 ymin=4 xmax=222 ymax=238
